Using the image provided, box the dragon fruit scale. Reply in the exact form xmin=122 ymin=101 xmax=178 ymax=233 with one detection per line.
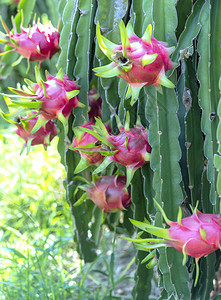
xmin=0 ymin=18 xmax=60 ymax=63
xmin=86 ymin=175 xmax=131 ymax=212
xmin=128 ymin=200 xmax=221 ymax=286
xmin=93 ymin=21 xmax=175 ymax=104
xmin=15 ymin=113 xmax=57 ymax=150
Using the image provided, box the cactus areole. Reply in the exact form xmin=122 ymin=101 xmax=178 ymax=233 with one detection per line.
xmin=93 ymin=21 xmax=175 ymax=104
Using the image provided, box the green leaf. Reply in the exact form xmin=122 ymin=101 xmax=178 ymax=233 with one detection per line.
xmin=130 ymin=219 xmax=169 ymax=239
xmin=74 ymin=157 xmax=90 ymax=174
xmin=93 ymin=157 xmax=112 ymax=174
xmin=30 ymin=116 xmax=47 ymax=134
xmin=73 ymin=192 xmax=88 ymax=207
xmin=0 ymin=246 xmax=26 ymax=259
xmin=10 ymin=100 xmax=42 ymax=109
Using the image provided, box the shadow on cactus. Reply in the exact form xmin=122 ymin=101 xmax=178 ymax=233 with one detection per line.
xmin=125 ymin=199 xmax=221 ymax=286
xmin=93 ymin=20 xmax=175 ymax=105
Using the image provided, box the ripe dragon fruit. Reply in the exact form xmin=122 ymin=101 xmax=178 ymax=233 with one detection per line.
xmin=127 ymin=200 xmax=221 ymax=286
xmin=75 ymin=113 xmax=151 ymax=185
xmin=88 ymin=88 xmax=103 ymax=122
xmin=86 ymin=175 xmax=131 ymax=212
xmin=94 ymin=21 xmax=174 ymax=104
xmin=15 ymin=113 xmax=57 ymax=150
xmin=107 ymin=124 xmax=151 ymax=169
xmin=0 ymin=18 xmax=60 ymax=63
xmin=33 ymin=72 xmax=81 ymax=120
xmin=3 ymin=69 xmax=81 ymax=130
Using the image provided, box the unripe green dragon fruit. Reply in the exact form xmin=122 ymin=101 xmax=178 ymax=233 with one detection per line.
xmin=15 ymin=113 xmax=57 ymax=152
xmin=0 ymin=18 xmax=60 ymax=63
xmin=127 ymin=200 xmax=221 ymax=286
xmin=84 ymin=175 xmax=131 ymax=212
xmin=94 ymin=21 xmax=175 ymax=104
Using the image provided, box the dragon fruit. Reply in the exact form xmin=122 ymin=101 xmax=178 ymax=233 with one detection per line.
xmin=15 ymin=114 xmax=57 ymax=150
xmin=107 ymin=124 xmax=151 ymax=170
xmin=88 ymin=88 xmax=102 ymax=122
xmin=72 ymin=122 xmax=111 ymax=173
xmin=94 ymin=21 xmax=174 ymax=104
xmin=75 ymin=114 xmax=151 ymax=185
xmin=86 ymin=175 xmax=131 ymax=212
xmin=0 ymin=18 xmax=60 ymax=62
xmin=128 ymin=200 xmax=221 ymax=286
xmin=4 ymin=69 xmax=81 ymax=125
xmin=33 ymin=72 xmax=81 ymax=120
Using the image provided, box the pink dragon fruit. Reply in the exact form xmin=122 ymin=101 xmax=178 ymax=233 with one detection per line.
xmin=0 ymin=18 xmax=60 ymax=62
xmin=15 ymin=114 xmax=57 ymax=149
xmin=33 ymin=73 xmax=80 ymax=120
xmin=107 ymin=124 xmax=151 ymax=170
xmin=86 ymin=175 xmax=131 ymax=212
xmin=72 ymin=122 xmax=111 ymax=173
xmin=94 ymin=21 xmax=174 ymax=104
xmin=128 ymin=200 xmax=221 ymax=286
xmin=88 ymin=88 xmax=103 ymax=122
xmin=76 ymin=115 xmax=151 ymax=184
xmin=5 ymin=69 xmax=81 ymax=124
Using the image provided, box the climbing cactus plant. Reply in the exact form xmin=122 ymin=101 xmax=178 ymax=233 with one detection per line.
xmin=55 ymin=0 xmax=221 ymax=298
xmin=0 ymin=0 xmax=221 ymax=299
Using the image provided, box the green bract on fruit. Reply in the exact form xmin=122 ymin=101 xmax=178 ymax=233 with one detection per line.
xmin=72 ymin=122 xmax=111 ymax=173
xmin=93 ymin=21 xmax=175 ymax=104
xmin=127 ymin=200 xmax=221 ymax=286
